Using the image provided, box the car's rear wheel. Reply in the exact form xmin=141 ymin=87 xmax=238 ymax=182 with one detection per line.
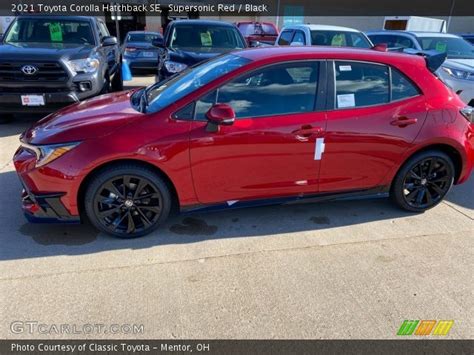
xmin=390 ymin=150 xmax=454 ymax=212
xmin=84 ymin=165 xmax=171 ymax=238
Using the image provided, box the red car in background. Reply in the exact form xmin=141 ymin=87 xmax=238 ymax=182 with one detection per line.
xmin=236 ymin=22 xmax=279 ymax=45
xmin=14 ymin=46 xmax=474 ymax=238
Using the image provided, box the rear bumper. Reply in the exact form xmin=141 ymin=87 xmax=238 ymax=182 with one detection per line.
xmin=126 ymin=57 xmax=158 ymax=71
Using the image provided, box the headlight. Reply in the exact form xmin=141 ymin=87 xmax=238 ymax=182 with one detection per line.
xmin=441 ymin=66 xmax=474 ymax=81
xmin=21 ymin=142 xmax=81 ymax=167
xmin=66 ymin=58 xmax=100 ymax=75
xmin=164 ymin=61 xmax=187 ymax=74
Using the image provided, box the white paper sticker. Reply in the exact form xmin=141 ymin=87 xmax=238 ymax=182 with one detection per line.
xmin=339 ymin=65 xmax=352 ymax=71
xmin=337 ymin=94 xmax=355 ymax=108
xmin=21 ymin=95 xmax=45 ymax=106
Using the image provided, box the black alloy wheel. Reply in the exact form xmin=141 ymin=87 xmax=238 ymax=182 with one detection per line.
xmin=85 ymin=165 xmax=171 ymax=238
xmin=391 ymin=151 xmax=454 ymax=212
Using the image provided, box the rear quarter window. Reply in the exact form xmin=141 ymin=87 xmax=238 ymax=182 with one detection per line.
xmin=391 ymin=69 xmax=420 ymax=101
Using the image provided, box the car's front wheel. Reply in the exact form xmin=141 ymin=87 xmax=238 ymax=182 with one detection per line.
xmin=391 ymin=150 xmax=455 ymax=212
xmin=84 ymin=165 xmax=171 ymax=238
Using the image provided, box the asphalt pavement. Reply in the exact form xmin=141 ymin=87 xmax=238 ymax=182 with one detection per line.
xmin=0 ymin=75 xmax=472 ymax=339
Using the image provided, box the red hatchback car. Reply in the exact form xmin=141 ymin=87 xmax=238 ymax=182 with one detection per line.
xmin=14 ymin=47 xmax=474 ymax=238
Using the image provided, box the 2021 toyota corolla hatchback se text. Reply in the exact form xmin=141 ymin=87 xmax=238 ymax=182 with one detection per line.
xmin=14 ymin=47 xmax=474 ymax=238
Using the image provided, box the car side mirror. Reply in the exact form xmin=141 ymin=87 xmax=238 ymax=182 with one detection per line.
xmin=249 ymin=40 xmax=261 ymax=48
xmin=102 ymin=36 xmax=118 ymax=46
xmin=206 ymin=104 xmax=235 ymax=132
xmin=152 ymin=37 xmax=165 ymax=48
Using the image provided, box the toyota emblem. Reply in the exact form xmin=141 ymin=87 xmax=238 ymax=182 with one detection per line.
xmin=21 ymin=65 xmax=38 ymax=75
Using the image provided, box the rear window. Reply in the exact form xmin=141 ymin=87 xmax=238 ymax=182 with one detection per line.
xmin=238 ymin=23 xmax=278 ymax=36
xmin=5 ymin=18 xmax=95 ymax=45
xmin=169 ymin=24 xmax=245 ymax=50
xmin=310 ymin=31 xmax=371 ymax=48
xmin=127 ymin=33 xmax=161 ymax=43
xmin=368 ymin=34 xmax=416 ymax=49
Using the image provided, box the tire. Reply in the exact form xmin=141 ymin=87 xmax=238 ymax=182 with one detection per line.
xmin=111 ymin=63 xmax=124 ymax=91
xmin=390 ymin=150 xmax=455 ymax=212
xmin=0 ymin=114 xmax=13 ymax=124
xmin=84 ymin=165 xmax=172 ymax=238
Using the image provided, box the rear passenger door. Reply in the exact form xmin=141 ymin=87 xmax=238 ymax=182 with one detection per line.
xmin=320 ymin=61 xmax=427 ymax=192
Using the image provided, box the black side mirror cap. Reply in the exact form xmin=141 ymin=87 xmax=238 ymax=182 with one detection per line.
xmin=102 ymin=36 xmax=118 ymax=46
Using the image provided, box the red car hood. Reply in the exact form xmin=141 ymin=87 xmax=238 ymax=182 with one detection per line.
xmin=22 ymin=90 xmax=142 ymax=145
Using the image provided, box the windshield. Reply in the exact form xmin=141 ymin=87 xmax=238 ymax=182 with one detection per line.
xmin=146 ymin=54 xmax=251 ymax=113
xmin=127 ymin=33 xmax=160 ymax=43
xmin=4 ymin=18 xmax=95 ymax=45
xmin=310 ymin=30 xmax=372 ymax=48
xmin=238 ymin=23 xmax=278 ymax=36
xmin=418 ymin=37 xmax=474 ymax=59
xmin=169 ymin=24 xmax=246 ymax=52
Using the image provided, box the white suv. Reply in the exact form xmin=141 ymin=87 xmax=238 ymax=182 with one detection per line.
xmin=276 ymin=24 xmax=373 ymax=48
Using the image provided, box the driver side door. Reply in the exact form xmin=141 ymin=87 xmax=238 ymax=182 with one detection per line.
xmin=188 ymin=61 xmax=328 ymax=205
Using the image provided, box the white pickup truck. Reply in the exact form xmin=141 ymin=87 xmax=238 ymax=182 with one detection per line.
xmin=275 ymin=24 xmax=373 ymax=48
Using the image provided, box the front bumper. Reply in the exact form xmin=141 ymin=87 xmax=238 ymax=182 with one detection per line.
xmin=21 ymin=189 xmax=80 ymax=223
xmin=13 ymin=146 xmax=82 ymax=223
xmin=0 ymin=72 xmax=104 ymax=114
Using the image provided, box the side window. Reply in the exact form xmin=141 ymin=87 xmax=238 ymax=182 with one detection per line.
xmin=291 ymin=31 xmax=305 ymax=45
xmin=391 ymin=68 xmax=420 ymax=101
xmin=278 ymin=30 xmax=294 ymax=45
xmin=335 ymin=61 xmax=389 ymax=108
xmin=195 ymin=62 xmax=320 ymax=120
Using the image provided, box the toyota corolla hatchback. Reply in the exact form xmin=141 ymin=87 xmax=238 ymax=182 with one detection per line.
xmin=14 ymin=47 xmax=474 ymax=238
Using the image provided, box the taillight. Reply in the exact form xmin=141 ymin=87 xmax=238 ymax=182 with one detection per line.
xmin=460 ymin=106 xmax=474 ymax=123
xmin=125 ymin=47 xmax=137 ymax=52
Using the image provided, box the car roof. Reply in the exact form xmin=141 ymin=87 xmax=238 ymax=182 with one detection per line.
xmin=127 ymin=31 xmax=161 ymax=35
xmin=237 ymin=21 xmax=275 ymax=25
xmin=367 ymin=30 xmax=462 ymax=39
xmin=171 ymin=19 xmax=235 ymax=27
xmin=235 ymin=46 xmax=425 ymax=66
xmin=283 ymin=24 xmax=362 ymax=33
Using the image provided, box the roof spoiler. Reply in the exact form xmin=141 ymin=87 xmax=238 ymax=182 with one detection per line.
xmin=401 ymin=49 xmax=447 ymax=73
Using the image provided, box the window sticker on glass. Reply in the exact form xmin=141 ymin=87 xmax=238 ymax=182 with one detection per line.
xmin=435 ymin=42 xmax=447 ymax=52
xmin=337 ymin=93 xmax=355 ymax=108
xmin=201 ymin=32 xmax=212 ymax=46
xmin=332 ymin=34 xmax=345 ymax=46
xmin=49 ymin=23 xmax=63 ymax=42
xmin=339 ymin=65 xmax=352 ymax=71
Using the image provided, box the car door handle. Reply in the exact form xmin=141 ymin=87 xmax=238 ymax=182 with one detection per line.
xmin=292 ymin=125 xmax=323 ymax=138
xmin=391 ymin=117 xmax=418 ymax=127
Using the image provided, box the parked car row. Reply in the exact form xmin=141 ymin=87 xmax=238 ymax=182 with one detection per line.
xmin=2 ymin=15 xmax=473 ymax=238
